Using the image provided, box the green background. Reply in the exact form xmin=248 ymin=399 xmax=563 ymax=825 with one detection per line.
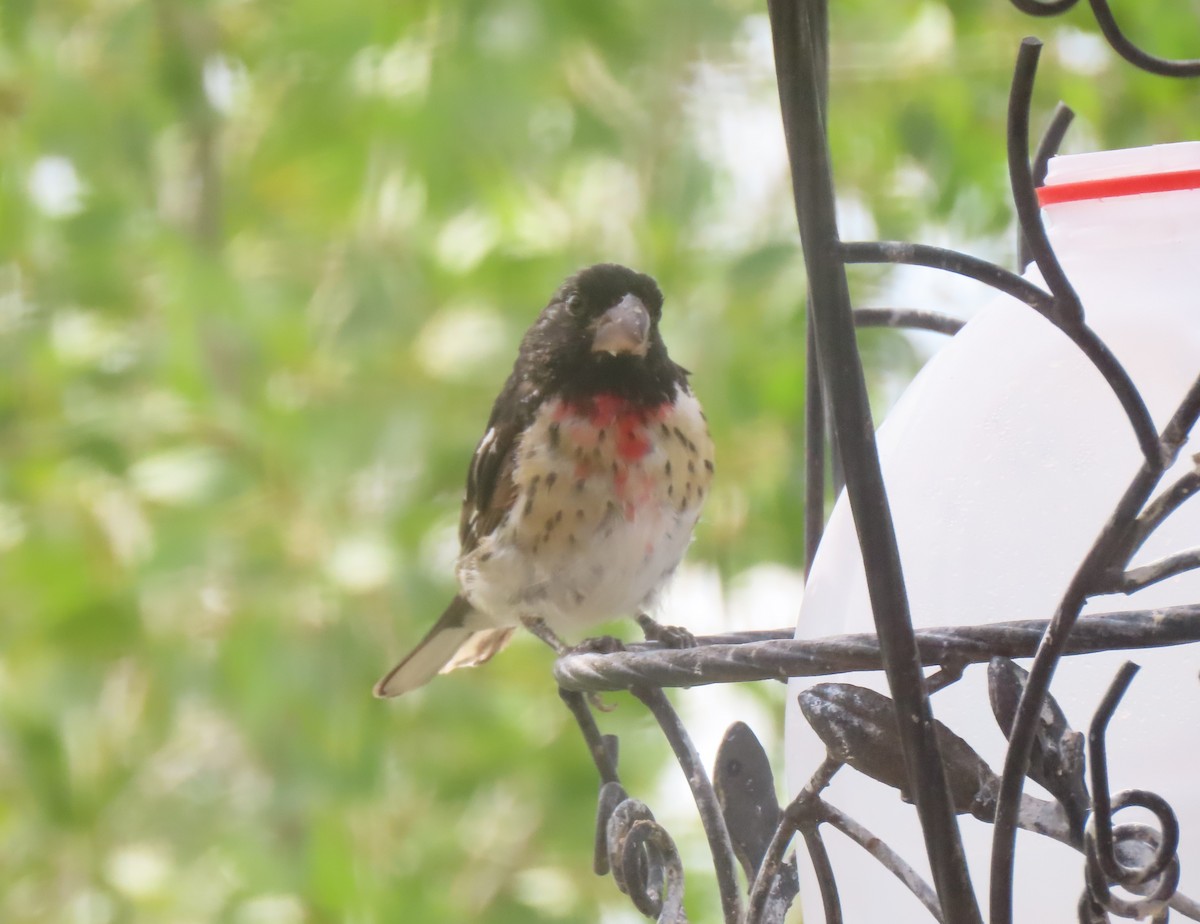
xmin=3 ymin=1 xmax=1199 ymax=921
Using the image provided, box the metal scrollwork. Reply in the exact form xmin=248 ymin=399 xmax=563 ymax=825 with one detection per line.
xmin=599 ymin=785 xmax=687 ymax=923
xmin=546 ymin=2 xmax=1200 ymax=921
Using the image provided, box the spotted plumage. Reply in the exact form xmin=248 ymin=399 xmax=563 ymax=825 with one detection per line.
xmin=374 ymin=264 xmax=713 ymax=698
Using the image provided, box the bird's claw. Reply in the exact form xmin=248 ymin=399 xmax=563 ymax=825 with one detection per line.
xmin=637 ymin=614 xmax=697 ymax=649
xmin=569 ymin=634 xmax=626 ymax=656
xmin=565 ymin=636 xmax=626 ymax=711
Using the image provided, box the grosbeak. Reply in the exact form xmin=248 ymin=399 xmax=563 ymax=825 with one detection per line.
xmin=374 ymin=263 xmax=713 ymax=697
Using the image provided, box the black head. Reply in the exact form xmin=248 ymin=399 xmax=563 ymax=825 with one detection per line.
xmin=516 ymin=264 xmax=685 ymax=406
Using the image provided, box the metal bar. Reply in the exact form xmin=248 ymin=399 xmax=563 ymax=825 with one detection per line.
xmin=853 ymin=307 xmax=965 ymax=336
xmin=1005 ymin=40 xmax=1161 ymax=466
xmin=1019 ymin=102 xmax=1075 ymax=272
xmin=818 ymin=801 xmax=944 ymax=921
xmin=805 ymin=313 xmax=826 ymax=575
xmin=766 ymin=5 xmax=980 ymax=909
xmin=842 ymin=240 xmax=1055 ymax=313
xmin=553 ymin=606 xmax=1200 ymax=691
xmin=559 ymin=688 xmax=620 ymax=783
xmin=1099 ymin=547 xmax=1200 ymax=594
xmin=1087 ymin=0 xmax=1200 ymax=76
xmin=1008 ymin=0 xmax=1080 ymax=15
xmin=1126 ymin=468 xmax=1200 ymax=558
xmin=1006 ymin=39 xmax=1083 ymax=327
xmin=799 ymin=826 xmax=843 ymax=924
xmin=767 ymin=5 xmax=983 ymax=917
xmin=632 ymin=686 xmax=744 ymax=923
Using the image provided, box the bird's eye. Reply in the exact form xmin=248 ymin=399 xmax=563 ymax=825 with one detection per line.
xmin=565 ymin=293 xmax=583 ymax=315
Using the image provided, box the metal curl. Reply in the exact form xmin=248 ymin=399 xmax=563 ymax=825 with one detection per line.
xmin=1087 ymin=0 xmax=1200 ymax=77
xmin=841 ymin=240 xmax=1055 ymax=314
xmin=1007 ymin=39 xmax=1161 ymax=461
xmin=1019 ymin=101 xmax=1075 ymax=272
xmin=1007 ymin=0 xmax=1200 ymax=76
xmin=1008 ymin=0 xmax=1081 ymax=16
xmin=1085 ymin=821 xmax=1181 ymax=920
xmin=605 ymin=796 xmax=686 ymax=922
xmin=1007 ymin=38 xmax=1083 ymax=328
xmin=1087 ymin=664 xmax=1181 ymax=889
xmin=852 ymin=307 xmax=965 ymax=336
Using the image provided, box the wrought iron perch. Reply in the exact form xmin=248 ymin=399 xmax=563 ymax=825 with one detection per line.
xmin=550 ymin=2 xmax=1200 ymax=921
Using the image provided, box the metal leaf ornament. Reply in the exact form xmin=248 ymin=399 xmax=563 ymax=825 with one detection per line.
xmin=988 ymin=656 xmax=1090 ymax=841
xmin=797 ymin=683 xmax=1000 ymax=822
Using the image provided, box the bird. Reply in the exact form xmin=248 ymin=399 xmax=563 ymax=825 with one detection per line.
xmin=374 ymin=263 xmax=714 ymax=698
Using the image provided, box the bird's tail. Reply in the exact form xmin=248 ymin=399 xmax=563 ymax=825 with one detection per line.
xmin=373 ymin=595 xmax=516 ymax=698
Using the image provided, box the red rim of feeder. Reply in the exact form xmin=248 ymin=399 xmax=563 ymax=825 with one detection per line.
xmin=1038 ymin=167 xmax=1200 ymax=205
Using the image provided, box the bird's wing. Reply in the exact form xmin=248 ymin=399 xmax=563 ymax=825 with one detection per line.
xmin=459 ymin=379 xmax=538 ymax=554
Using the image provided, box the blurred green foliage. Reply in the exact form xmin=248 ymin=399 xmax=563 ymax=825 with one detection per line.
xmin=2 ymin=0 xmax=1199 ymax=921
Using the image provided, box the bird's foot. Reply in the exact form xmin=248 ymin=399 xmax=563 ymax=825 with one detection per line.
xmin=564 ymin=636 xmax=626 ymax=712
xmin=569 ymin=634 xmax=626 ymax=656
xmin=637 ymin=613 xmax=697 ymax=649
xmin=521 ymin=615 xmax=569 ymax=655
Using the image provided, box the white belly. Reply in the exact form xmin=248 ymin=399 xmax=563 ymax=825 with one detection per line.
xmin=457 ymin=386 xmax=712 ymax=634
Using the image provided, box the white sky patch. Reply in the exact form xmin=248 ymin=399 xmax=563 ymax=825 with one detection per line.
xmin=897 ymin=2 xmax=955 ymax=67
xmin=414 ymin=301 xmax=507 ymax=381
xmin=509 ymin=188 xmax=573 ymax=256
xmin=889 ymin=158 xmax=938 ymax=205
xmin=0 ymin=264 xmax=35 ymax=334
xmin=419 ymin=515 xmax=461 ymax=582
xmin=326 ymin=533 xmax=396 ymax=593
xmin=475 ymin=0 xmax=539 ymax=57
xmin=349 ymin=460 xmax=407 ymax=518
xmin=89 ymin=481 xmax=154 ymax=564
xmin=51 ymin=309 xmax=138 ymax=372
xmin=513 ymin=866 xmax=578 ymax=917
xmin=652 ymin=561 xmax=801 ymax=820
xmin=134 ymin=389 xmax=193 ymax=434
xmin=234 ymin=894 xmax=306 ymax=924
xmin=105 ymin=843 xmax=172 ymax=900
xmin=559 ymin=156 xmax=643 ymax=260
xmin=372 ymin=168 xmax=426 ymax=235
xmin=1053 ymin=26 xmax=1111 ymax=77
xmin=687 ymin=16 xmax=792 ymax=251
xmin=28 ymin=155 xmax=86 ymax=217
xmin=527 ymin=99 xmax=575 ymax=155
xmin=130 ymin=446 xmax=223 ymax=506
xmin=871 ymin=223 xmax=1009 ymax=365
xmin=600 ymin=910 xmax=650 ymax=924
xmin=265 ymin=371 xmax=310 ymax=412
xmin=350 ymin=36 xmax=433 ymax=101
xmin=0 ymin=502 xmax=26 ymax=552
xmin=67 ymin=889 xmax=115 ymax=924
xmin=648 ymin=563 xmax=802 ymax=857
xmin=727 ymin=562 xmax=806 ymax=629
xmin=203 ymin=55 xmax=249 ymax=115
xmin=837 ymin=192 xmax=878 ymax=242
xmin=142 ymin=698 xmax=271 ymax=812
xmin=434 ymin=208 xmax=499 ymax=274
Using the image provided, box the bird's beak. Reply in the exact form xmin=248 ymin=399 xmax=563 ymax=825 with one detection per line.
xmin=591 ymin=294 xmax=650 ymax=357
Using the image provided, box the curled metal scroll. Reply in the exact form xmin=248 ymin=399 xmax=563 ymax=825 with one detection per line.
xmin=1079 ymin=663 xmax=1183 ymax=921
xmin=601 ymin=787 xmax=686 ymax=923
xmin=1007 ymin=0 xmax=1200 ymax=76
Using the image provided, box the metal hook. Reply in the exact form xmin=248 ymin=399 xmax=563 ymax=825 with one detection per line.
xmin=1084 ymin=662 xmax=1182 ymax=917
